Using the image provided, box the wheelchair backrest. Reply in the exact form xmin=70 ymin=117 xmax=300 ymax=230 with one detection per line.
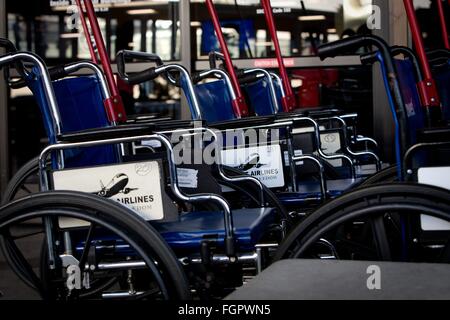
xmin=194 ymin=78 xmax=236 ymax=122
xmin=394 ymin=58 xmax=426 ymax=144
xmin=27 ymin=68 xmax=120 ymax=168
xmin=243 ymin=77 xmax=279 ymax=116
xmin=434 ymin=61 xmax=450 ymax=121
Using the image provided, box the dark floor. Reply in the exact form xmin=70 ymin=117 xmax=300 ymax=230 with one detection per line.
xmin=0 ymin=231 xmax=42 ymax=300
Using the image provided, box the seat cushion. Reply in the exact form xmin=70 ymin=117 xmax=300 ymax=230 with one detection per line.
xmin=152 ymin=207 xmax=277 ymax=251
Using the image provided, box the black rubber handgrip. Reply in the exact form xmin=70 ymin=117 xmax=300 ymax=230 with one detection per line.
xmin=0 ymin=38 xmax=17 ymax=52
xmin=360 ymin=51 xmax=378 ymax=65
xmin=191 ymin=72 xmax=202 ymax=84
xmin=208 ymin=51 xmax=225 ymax=69
xmin=209 ymin=52 xmax=218 ymax=69
xmin=426 ymin=49 xmax=450 ymax=60
xmin=48 ymin=65 xmax=68 ymax=81
xmin=8 ymin=78 xmax=27 ymax=89
xmin=125 ymin=67 xmax=158 ymax=85
xmin=116 ymin=50 xmax=163 ymax=84
xmin=317 ymin=36 xmax=369 ymax=60
xmin=238 ymin=73 xmax=260 ymax=85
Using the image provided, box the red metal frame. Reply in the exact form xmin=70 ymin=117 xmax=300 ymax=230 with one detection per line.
xmin=75 ymin=0 xmax=98 ymax=64
xmin=436 ymin=0 xmax=450 ymax=49
xmin=261 ymin=0 xmax=296 ymax=112
xmin=76 ymin=0 xmax=127 ymax=123
xmin=205 ymin=0 xmax=249 ymax=118
xmin=403 ymin=0 xmax=441 ymax=113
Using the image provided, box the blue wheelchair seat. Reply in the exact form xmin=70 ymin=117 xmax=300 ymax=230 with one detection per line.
xmin=153 ymin=207 xmax=277 ymax=251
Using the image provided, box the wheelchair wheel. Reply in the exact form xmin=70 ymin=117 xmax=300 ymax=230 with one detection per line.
xmin=275 ymin=183 xmax=450 ymax=262
xmin=0 ymin=191 xmax=190 ymax=300
xmin=2 ymin=156 xmax=40 ymax=204
xmin=359 ymin=165 xmax=398 ymax=187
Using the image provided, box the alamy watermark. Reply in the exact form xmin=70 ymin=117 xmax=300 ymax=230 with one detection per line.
xmin=366 ymin=265 xmax=382 ymax=290
xmin=367 ymin=5 xmax=382 ymax=30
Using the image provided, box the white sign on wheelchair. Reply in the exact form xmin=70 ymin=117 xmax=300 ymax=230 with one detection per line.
xmin=220 ymin=145 xmax=285 ymax=188
xmin=418 ymin=167 xmax=450 ymax=231
xmin=52 ymin=161 xmax=164 ymax=228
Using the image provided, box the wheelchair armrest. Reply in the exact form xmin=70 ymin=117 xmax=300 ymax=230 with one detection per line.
xmin=275 ymin=107 xmax=343 ymax=120
xmin=417 ymin=127 xmax=450 ymax=144
xmin=58 ymin=119 xmax=207 ymax=143
xmin=57 ymin=124 xmax=157 ymax=143
xmin=209 ymin=115 xmax=276 ymax=130
xmin=154 ymin=119 xmax=206 ymax=131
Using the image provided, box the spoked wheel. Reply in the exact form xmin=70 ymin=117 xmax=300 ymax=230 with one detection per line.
xmin=2 ymin=156 xmax=40 ymax=204
xmin=358 ymin=165 xmax=398 ymax=187
xmin=275 ymin=183 xmax=450 ymax=262
xmin=0 ymin=191 xmax=190 ymax=300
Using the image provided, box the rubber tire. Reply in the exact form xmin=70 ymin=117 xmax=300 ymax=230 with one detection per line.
xmin=358 ymin=165 xmax=398 ymax=187
xmin=2 ymin=156 xmax=39 ymax=204
xmin=0 ymin=191 xmax=191 ymax=300
xmin=274 ymin=183 xmax=450 ymax=260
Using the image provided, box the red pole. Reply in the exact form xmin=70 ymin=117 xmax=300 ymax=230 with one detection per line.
xmin=261 ymin=0 xmax=296 ymax=112
xmin=403 ymin=0 xmax=441 ymax=125
xmin=82 ymin=0 xmax=127 ymax=123
xmin=205 ymin=0 xmax=249 ymax=118
xmin=75 ymin=0 xmax=98 ymax=64
xmin=436 ymin=0 xmax=450 ymax=49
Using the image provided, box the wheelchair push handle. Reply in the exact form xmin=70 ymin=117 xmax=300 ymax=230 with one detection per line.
xmin=7 ymin=64 xmax=69 ymax=90
xmin=360 ymin=46 xmax=424 ymax=83
xmin=116 ymin=50 xmax=163 ymax=85
xmin=319 ymin=35 xmax=409 ymax=165
xmin=0 ymin=38 xmax=18 ymax=53
xmin=317 ymin=35 xmax=385 ymax=60
xmin=0 ymin=51 xmax=62 ymax=136
xmin=235 ymin=69 xmax=260 ymax=84
xmin=208 ymin=51 xmax=225 ymax=69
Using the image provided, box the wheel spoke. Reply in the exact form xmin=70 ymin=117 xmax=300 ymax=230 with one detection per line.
xmin=2 ymin=232 xmax=44 ymax=294
xmin=78 ymin=223 xmax=96 ymax=270
xmin=20 ymin=184 xmax=33 ymax=194
xmin=370 ymin=215 xmax=392 ymax=261
xmin=11 ymin=230 xmax=45 ymax=240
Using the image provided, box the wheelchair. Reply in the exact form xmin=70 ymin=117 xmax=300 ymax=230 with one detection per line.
xmin=0 ymin=45 xmax=295 ymax=299
xmin=274 ymin=35 xmax=450 ymax=264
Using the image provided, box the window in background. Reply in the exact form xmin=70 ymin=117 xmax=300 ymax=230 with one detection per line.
xmin=190 ymin=0 xmax=374 ymax=60
xmin=5 ymin=0 xmax=183 ymax=173
xmin=6 ymin=0 xmax=181 ymax=64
